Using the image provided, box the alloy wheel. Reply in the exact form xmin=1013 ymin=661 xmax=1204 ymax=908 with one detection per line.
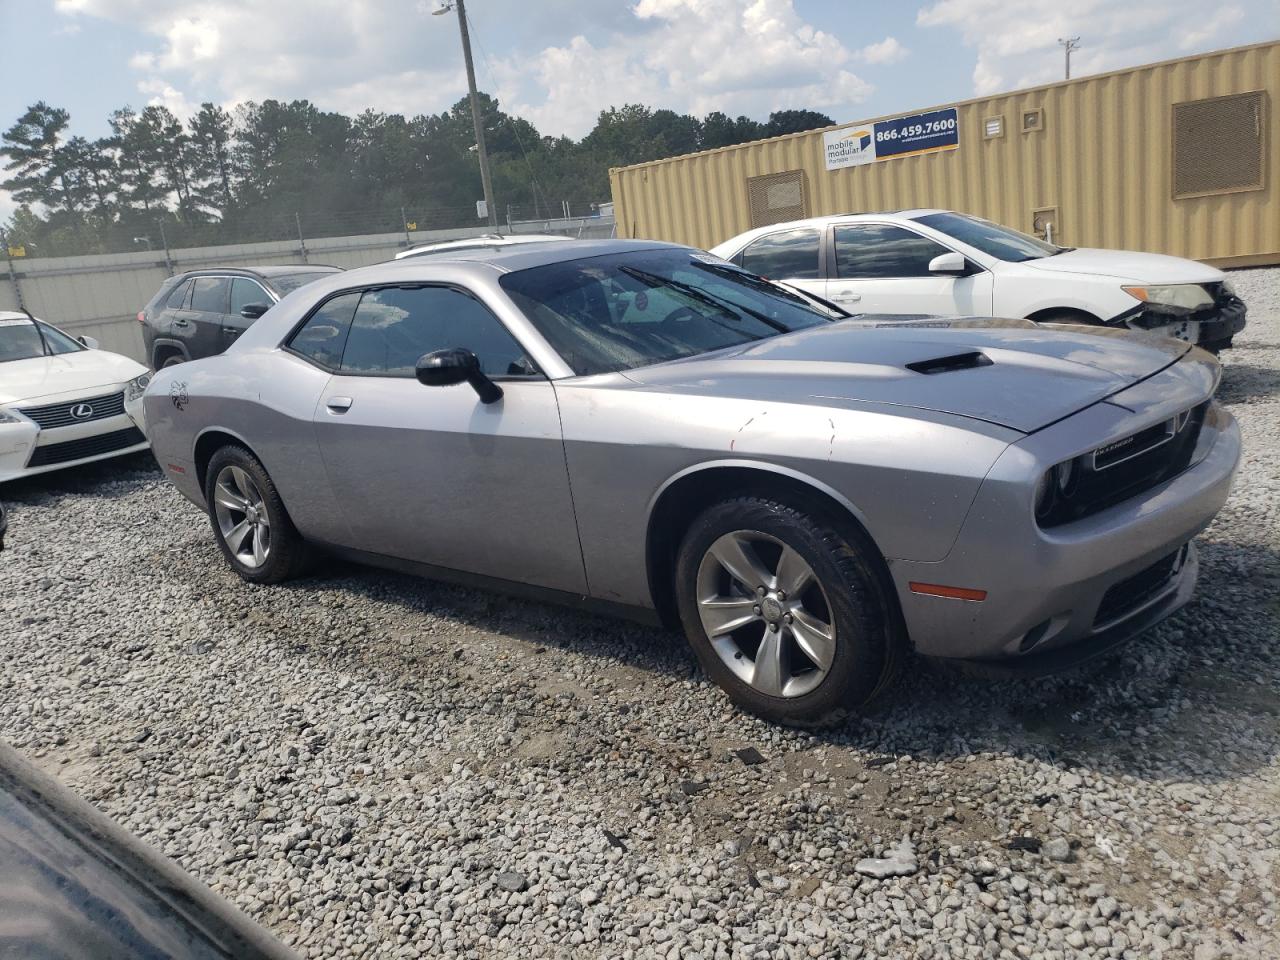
xmin=695 ymin=530 xmax=837 ymax=698
xmin=212 ymin=465 xmax=271 ymax=568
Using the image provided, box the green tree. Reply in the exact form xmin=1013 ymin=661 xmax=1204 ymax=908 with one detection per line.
xmin=1 ymin=102 xmax=78 ymax=213
xmin=762 ymin=109 xmax=834 ymax=137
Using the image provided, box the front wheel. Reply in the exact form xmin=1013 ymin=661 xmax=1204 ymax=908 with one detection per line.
xmin=674 ymin=496 xmax=900 ymax=726
xmin=204 ymin=445 xmax=311 ymax=584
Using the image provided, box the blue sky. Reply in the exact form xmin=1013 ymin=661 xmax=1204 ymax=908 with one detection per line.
xmin=2 ymin=0 xmax=1276 ymax=217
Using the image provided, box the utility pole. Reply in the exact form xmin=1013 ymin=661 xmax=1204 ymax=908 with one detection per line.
xmin=1058 ymin=37 xmax=1081 ymax=80
xmin=438 ymin=0 xmax=498 ymax=230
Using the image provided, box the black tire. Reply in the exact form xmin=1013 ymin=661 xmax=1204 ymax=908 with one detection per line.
xmin=1033 ymin=309 xmax=1101 ymax=327
xmin=161 ymin=354 xmax=186 ymax=368
xmin=1201 ymin=336 xmax=1233 ymax=354
xmin=674 ymin=495 xmax=902 ymax=726
xmin=204 ymin=444 xmax=311 ymax=584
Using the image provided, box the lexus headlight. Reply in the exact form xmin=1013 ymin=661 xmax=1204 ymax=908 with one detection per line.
xmin=124 ymin=372 xmax=152 ymax=402
xmin=0 ymin=408 xmax=24 ymax=424
xmin=1121 ymin=283 xmax=1215 ymax=313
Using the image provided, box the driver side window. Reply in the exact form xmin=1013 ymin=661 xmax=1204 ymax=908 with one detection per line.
xmin=339 ymin=286 xmax=537 ymax=378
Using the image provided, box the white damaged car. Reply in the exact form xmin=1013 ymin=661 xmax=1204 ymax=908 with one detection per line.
xmin=0 ymin=311 xmax=150 ymax=481
xmin=711 ymin=210 xmax=1247 ymax=351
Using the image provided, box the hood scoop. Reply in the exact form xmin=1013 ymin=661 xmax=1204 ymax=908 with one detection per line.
xmin=906 ymin=351 xmax=993 ymax=375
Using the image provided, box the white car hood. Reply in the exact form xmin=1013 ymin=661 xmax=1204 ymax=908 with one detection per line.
xmin=1021 ymin=247 xmax=1223 ymax=284
xmin=1 ymin=351 xmax=147 ymax=406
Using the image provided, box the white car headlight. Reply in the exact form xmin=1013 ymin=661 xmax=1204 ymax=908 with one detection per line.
xmin=124 ymin=373 xmax=152 ymax=402
xmin=1121 ymin=283 xmax=1215 ymax=313
xmin=0 ymin=408 xmax=25 ymax=424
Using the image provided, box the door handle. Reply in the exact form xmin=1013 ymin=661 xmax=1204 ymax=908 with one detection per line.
xmin=325 ymin=396 xmax=353 ymax=413
xmin=831 ymin=293 xmax=862 ymax=303
xmin=173 ymin=316 xmax=192 ymax=327
xmin=224 ymin=328 xmax=241 ymax=339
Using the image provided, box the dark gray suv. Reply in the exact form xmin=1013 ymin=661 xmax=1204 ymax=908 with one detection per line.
xmin=139 ymin=265 xmax=341 ymax=369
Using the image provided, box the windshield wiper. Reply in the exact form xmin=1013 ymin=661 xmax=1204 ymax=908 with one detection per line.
xmin=1048 ymin=247 xmax=1076 ymax=256
xmin=618 ymin=266 xmax=789 ymax=333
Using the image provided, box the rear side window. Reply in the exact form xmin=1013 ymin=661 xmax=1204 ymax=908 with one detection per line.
xmin=833 ymin=224 xmax=951 ymax=279
xmin=191 ymin=277 xmax=231 ymax=313
xmin=165 ymin=280 xmax=193 ymax=309
xmin=230 ymin=278 xmax=271 ymax=315
xmin=288 ymin=292 xmax=361 ymax=370
xmin=739 ymin=228 xmax=821 ymax=280
xmin=339 ymin=286 xmax=534 ymax=378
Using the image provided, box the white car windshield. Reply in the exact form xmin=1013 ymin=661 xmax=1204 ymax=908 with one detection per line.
xmin=500 ymin=249 xmax=831 ymax=375
xmin=913 ymin=211 xmax=1066 ymax=262
xmin=0 ymin=317 xmax=84 ymax=363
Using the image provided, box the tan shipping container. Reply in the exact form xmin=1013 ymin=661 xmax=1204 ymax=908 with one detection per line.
xmin=609 ymin=41 xmax=1278 ymax=268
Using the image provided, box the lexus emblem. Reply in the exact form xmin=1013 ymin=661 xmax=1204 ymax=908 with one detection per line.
xmin=70 ymin=403 xmax=94 ymax=420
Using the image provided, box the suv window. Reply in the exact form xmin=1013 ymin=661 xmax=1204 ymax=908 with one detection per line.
xmin=340 ymin=286 xmax=535 ymax=378
xmin=833 ymin=224 xmax=952 ymax=279
xmin=288 ymin=292 xmax=361 ymax=370
xmin=165 ymin=279 xmax=193 ymax=309
xmin=738 ymin=228 xmax=820 ymax=280
xmin=230 ymin=277 xmax=271 ymax=316
xmin=191 ymin=277 xmax=231 ymax=313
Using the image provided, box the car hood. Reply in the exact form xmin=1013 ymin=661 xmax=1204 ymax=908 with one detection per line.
xmin=620 ymin=317 xmax=1193 ymax=433
xmin=0 ymin=351 xmax=146 ymax=406
xmin=1020 ymin=247 xmax=1223 ymax=284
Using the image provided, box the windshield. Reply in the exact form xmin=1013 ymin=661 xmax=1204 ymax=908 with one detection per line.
xmin=913 ymin=211 xmax=1064 ymax=262
xmin=270 ymin=271 xmax=339 ymax=294
xmin=499 ymin=249 xmax=831 ymax=375
xmin=0 ymin=317 xmax=84 ymax=363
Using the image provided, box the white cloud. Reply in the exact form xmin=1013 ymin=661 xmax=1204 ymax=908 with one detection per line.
xmin=917 ymin=0 xmax=1261 ymax=96
xmin=54 ymin=0 xmax=474 ymax=122
xmin=498 ymin=0 xmax=874 ymax=136
xmin=856 ymin=36 xmax=908 ymax=65
xmin=1179 ymin=6 xmax=1245 ymax=50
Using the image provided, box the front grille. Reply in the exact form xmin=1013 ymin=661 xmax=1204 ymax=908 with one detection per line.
xmin=1040 ymin=401 xmax=1209 ymax=528
xmin=18 ymin=391 xmax=125 ymax=429
xmin=1094 ymin=547 xmax=1185 ymax=626
xmin=27 ymin=427 xmax=146 ymax=467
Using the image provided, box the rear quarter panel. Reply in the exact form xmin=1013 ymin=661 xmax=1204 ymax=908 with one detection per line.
xmin=143 ymin=351 xmax=350 ymax=544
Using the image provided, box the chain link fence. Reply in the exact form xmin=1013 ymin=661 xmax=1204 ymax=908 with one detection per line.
xmin=3 ymin=199 xmax=613 ymax=262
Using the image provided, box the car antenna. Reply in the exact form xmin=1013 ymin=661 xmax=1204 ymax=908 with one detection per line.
xmin=20 ymin=308 xmax=51 ymax=357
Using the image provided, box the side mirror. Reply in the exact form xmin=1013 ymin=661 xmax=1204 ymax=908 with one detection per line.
xmin=928 ymin=252 xmax=968 ymax=276
xmin=415 ymin=348 xmax=503 ymax=404
xmin=240 ymin=303 xmax=271 ymax=320
xmin=78 ymin=335 xmax=100 ymax=349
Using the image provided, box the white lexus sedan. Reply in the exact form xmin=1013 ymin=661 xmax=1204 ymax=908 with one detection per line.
xmin=711 ymin=210 xmax=1247 ymax=351
xmin=0 ymin=311 xmax=150 ymax=481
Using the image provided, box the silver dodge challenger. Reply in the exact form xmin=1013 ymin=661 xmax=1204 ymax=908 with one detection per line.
xmin=142 ymin=240 xmax=1240 ymax=725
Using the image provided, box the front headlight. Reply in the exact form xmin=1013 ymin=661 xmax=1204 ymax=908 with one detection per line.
xmin=1121 ymin=283 xmax=1215 ymax=313
xmin=0 ymin=408 xmax=24 ymax=424
xmin=124 ymin=373 xmax=152 ymax=402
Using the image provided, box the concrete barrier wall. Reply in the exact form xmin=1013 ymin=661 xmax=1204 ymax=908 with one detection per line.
xmin=1 ymin=217 xmax=615 ymax=365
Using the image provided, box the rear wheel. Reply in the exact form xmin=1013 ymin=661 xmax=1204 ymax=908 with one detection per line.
xmin=674 ymin=496 xmax=900 ymax=726
xmin=204 ymin=445 xmax=310 ymax=583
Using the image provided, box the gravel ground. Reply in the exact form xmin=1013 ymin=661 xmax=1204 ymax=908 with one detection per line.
xmin=2 ymin=268 xmax=1278 ymax=960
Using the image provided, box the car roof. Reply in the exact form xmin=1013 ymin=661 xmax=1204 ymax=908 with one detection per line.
xmin=377 ymin=237 xmax=682 ymax=274
xmin=175 ymin=264 xmax=342 ymax=280
xmin=714 ymin=209 xmax=950 ymax=250
xmin=395 ymin=234 xmax=569 ymax=260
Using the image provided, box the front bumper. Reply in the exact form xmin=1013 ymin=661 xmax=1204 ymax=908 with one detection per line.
xmin=0 ymin=396 xmax=149 ymax=483
xmin=1117 ymin=298 xmax=1247 ymax=348
xmin=890 ymin=400 xmax=1239 ymax=666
